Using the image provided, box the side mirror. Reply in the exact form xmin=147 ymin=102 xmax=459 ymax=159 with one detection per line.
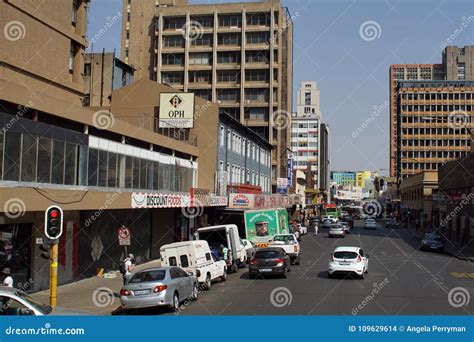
xmin=20 ymin=308 xmax=35 ymax=316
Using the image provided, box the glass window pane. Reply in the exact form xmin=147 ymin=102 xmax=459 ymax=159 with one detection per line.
xmin=147 ymin=160 xmax=154 ymax=190
xmin=108 ymin=152 xmax=117 ymax=188
xmin=98 ymin=150 xmax=108 ymax=187
xmin=132 ymin=157 xmax=140 ymax=189
xmin=51 ymin=140 xmax=65 ymax=184
xmin=64 ymin=143 xmax=77 ymax=185
xmin=78 ymin=145 xmax=88 ymax=186
xmin=159 ymin=163 xmax=170 ymax=190
xmin=153 ymin=161 xmax=159 ymax=190
xmin=3 ymin=131 xmax=21 ymax=181
xmin=139 ymin=158 xmax=147 ymax=189
xmin=125 ymin=156 xmax=132 ymax=188
xmin=88 ymin=148 xmax=98 ymax=186
xmin=0 ymin=133 xmax=3 ymax=179
xmin=37 ymin=137 xmax=52 ymax=183
xmin=20 ymin=134 xmax=37 ymax=182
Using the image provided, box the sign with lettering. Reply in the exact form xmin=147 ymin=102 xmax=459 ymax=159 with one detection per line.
xmin=159 ymin=92 xmax=195 ymax=128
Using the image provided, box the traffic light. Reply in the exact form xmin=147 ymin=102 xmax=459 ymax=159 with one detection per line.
xmin=39 ymin=244 xmax=50 ymax=260
xmin=44 ymin=206 xmax=63 ymax=240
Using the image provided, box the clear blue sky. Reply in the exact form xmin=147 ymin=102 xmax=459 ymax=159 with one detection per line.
xmin=87 ymin=0 xmax=474 ymax=174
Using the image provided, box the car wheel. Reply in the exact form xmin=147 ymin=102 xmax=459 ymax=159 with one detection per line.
xmin=204 ymin=273 xmax=212 ymax=290
xmin=359 ymin=271 xmax=365 ymax=279
xmin=221 ymin=268 xmax=227 ymax=282
xmin=191 ymin=283 xmax=199 ymax=300
xmin=172 ymin=292 xmax=180 ymax=311
xmin=295 ymin=257 xmax=300 ymax=265
xmin=328 ymin=271 xmax=333 ymax=279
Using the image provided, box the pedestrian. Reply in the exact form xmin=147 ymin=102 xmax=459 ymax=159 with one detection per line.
xmin=120 ymin=254 xmax=134 ymax=286
xmin=313 ymin=223 xmax=319 ymax=235
xmin=2 ymin=268 xmax=13 ymax=288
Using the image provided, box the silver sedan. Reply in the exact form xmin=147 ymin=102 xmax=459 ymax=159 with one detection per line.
xmin=120 ymin=267 xmax=198 ymax=311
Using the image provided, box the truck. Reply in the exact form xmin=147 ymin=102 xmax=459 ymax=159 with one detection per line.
xmin=244 ymin=208 xmax=290 ymax=247
xmin=194 ymin=224 xmax=246 ymax=273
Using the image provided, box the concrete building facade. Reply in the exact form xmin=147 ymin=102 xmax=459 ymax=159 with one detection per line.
xmin=121 ymin=0 xmax=294 ymax=187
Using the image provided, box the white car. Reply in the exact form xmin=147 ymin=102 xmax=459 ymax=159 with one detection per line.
xmin=271 ymin=234 xmax=301 ymax=265
xmin=241 ymin=238 xmax=256 ymax=260
xmin=364 ymin=218 xmax=377 ymax=229
xmin=328 ymin=246 xmax=369 ymax=279
xmin=328 ymin=223 xmax=345 ymax=238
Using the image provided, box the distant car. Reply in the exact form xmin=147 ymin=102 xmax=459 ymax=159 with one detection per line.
xmin=241 ymin=238 xmax=256 ymax=260
xmin=341 ymin=222 xmax=350 ymax=234
xmin=364 ymin=218 xmax=377 ymax=229
xmin=420 ymin=233 xmax=444 ymax=253
xmin=322 ymin=215 xmax=338 ymax=223
xmin=249 ymin=247 xmax=291 ymax=279
xmin=120 ymin=267 xmax=198 ymax=311
xmin=321 ymin=218 xmax=333 ymax=229
xmin=385 ymin=218 xmax=399 ymax=229
xmin=328 ymin=223 xmax=346 ymax=238
xmin=328 ymin=246 xmax=369 ymax=279
xmin=0 ymin=287 xmax=89 ymax=316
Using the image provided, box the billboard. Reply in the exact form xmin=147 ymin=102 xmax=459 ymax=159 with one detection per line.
xmin=287 ymin=156 xmax=293 ymax=188
xmin=276 ymin=177 xmax=288 ymax=194
xmin=244 ymin=209 xmax=290 ymax=244
xmin=159 ymin=92 xmax=195 ymax=128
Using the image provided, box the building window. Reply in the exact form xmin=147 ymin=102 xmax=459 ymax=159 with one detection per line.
xmin=217 ymin=52 xmax=240 ymax=64
xmin=305 ymin=91 xmax=311 ymax=105
xmin=189 ymin=52 xmax=212 ymax=65
xmin=163 ymin=36 xmax=184 ymax=48
xmin=219 ymin=15 xmax=241 ymax=28
xmin=164 ymin=17 xmax=186 ymax=30
xmin=245 ymin=89 xmax=268 ymax=102
xmin=217 ymin=89 xmax=239 ymax=102
xmin=245 ymin=70 xmax=268 ymax=82
xmin=71 ymin=0 xmax=78 ymax=25
xmin=83 ymin=63 xmax=91 ymax=76
xmin=219 ymin=126 xmax=225 ymax=146
xmin=69 ymin=43 xmax=76 ymax=73
xmin=218 ymin=33 xmax=241 ymax=46
xmin=245 ymin=107 xmax=268 ymax=120
xmin=246 ymin=51 xmax=269 ymax=64
xmin=162 ymin=54 xmax=184 ymax=65
xmin=217 ymin=71 xmax=240 ymax=83
xmin=457 ymin=63 xmax=465 ymax=80
xmin=246 ymin=32 xmax=270 ymax=44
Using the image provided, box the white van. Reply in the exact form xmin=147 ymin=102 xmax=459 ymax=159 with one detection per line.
xmin=160 ymin=240 xmax=227 ymax=290
xmin=194 ymin=225 xmax=247 ymax=272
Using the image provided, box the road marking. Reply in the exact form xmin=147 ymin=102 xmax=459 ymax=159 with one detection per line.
xmin=451 ymin=272 xmax=474 ymax=278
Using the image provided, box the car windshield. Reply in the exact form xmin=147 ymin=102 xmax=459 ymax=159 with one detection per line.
xmin=255 ymin=251 xmax=281 ymax=259
xmin=130 ymin=270 xmax=166 ymax=283
xmin=334 ymin=251 xmax=358 ymax=259
xmin=425 ymin=234 xmax=441 ymax=242
xmin=16 ymin=290 xmax=50 ymax=315
xmin=273 ymin=235 xmax=294 ymax=243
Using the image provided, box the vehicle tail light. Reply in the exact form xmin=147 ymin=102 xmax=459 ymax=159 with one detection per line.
xmin=120 ymin=288 xmax=130 ymax=296
xmin=250 ymin=258 xmax=257 ymax=265
xmin=357 ymin=255 xmax=362 ymax=263
xmin=153 ymin=285 xmax=168 ymax=293
xmin=275 ymin=258 xmax=285 ymax=266
xmin=294 ymin=244 xmax=298 ymax=253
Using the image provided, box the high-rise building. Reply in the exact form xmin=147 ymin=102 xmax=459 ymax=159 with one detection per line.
xmin=121 ymin=0 xmax=294 ymax=186
xmin=389 ymin=45 xmax=474 ymax=177
xmin=291 ymin=81 xmax=324 ymax=189
xmin=395 ymin=80 xmax=473 ymax=180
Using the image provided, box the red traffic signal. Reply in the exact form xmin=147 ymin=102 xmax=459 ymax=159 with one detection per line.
xmin=44 ymin=206 xmax=63 ymax=240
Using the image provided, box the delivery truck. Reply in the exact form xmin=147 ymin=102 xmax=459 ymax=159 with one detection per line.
xmin=244 ymin=208 xmax=290 ymax=247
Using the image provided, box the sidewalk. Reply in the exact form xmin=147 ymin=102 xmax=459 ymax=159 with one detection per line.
xmin=31 ymin=259 xmax=162 ymax=315
xmin=412 ymin=229 xmax=474 ymax=262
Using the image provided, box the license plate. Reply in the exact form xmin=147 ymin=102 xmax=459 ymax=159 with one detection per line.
xmin=259 ymin=268 xmax=272 ymax=272
xmin=339 ymin=262 xmax=350 ymax=265
xmin=134 ymin=289 xmax=151 ymax=296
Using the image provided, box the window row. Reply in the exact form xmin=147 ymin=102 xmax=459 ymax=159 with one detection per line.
xmin=161 ymin=51 xmax=275 ymax=65
xmin=401 ymin=139 xmax=471 ymax=147
xmin=401 ymin=105 xmax=472 ymax=112
xmin=219 ymin=161 xmax=270 ymax=192
xmin=401 ymin=92 xmax=473 ymax=100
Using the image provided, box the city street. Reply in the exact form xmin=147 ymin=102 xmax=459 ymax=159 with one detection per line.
xmin=108 ymin=221 xmax=473 ymax=316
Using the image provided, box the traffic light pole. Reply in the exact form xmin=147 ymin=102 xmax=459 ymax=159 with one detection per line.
xmin=49 ymin=240 xmax=58 ymax=307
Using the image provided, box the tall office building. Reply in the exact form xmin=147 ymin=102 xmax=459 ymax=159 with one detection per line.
xmin=395 ymin=80 xmax=473 ymax=179
xmin=389 ymin=45 xmax=474 ymax=177
xmin=291 ymin=81 xmax=330 ymax=192
xmin=121 ymin=0 xmax=293 ymax=186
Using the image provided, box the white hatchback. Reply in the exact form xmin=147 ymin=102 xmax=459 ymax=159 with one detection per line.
xmin=328 ymin=246 xmax=369 ymax=279
xmin=364 ymin=218 xmax=377 ymax=229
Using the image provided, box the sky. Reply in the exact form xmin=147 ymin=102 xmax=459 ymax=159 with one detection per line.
xmin=86 ymin=0 xmax=474 ymax=175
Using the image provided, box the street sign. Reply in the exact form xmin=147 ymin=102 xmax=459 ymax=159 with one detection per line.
xmin=118 ymin=226 xmax=131 ymax=246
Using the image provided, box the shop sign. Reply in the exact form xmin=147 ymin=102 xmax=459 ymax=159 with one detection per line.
xmin=190 ymin=188 xmax=211 ymax=206
xmin=159 ymin=92 xmax=195 ymax=128
xmin=229 ymin=194 xmax=254 ymax=209
xmin=131 ymin=193 xmax=191 ymax=208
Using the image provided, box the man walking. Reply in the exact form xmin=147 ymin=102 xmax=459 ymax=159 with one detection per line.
xmin=2 ymin=268 xmax=13 ymax=288
xmin=120 ymin=254 xmax=134 ymax=286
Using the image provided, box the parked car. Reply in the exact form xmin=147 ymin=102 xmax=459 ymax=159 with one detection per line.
xmin=385 ymin=218 xmax=399 ymax=229
xmin=328 ymin=223 xmax=346 ymax=238
xmin=195 ymin=224 xmax=247 ymax=271
xmin=0 ymin=287 xmax=88 ymax=315
xmin=321 ymin=218 xmax=333 ymax=229
xmin=241 ymin=238 xmax=256 ymax=260
xmin=160 ymin=240 xmax=227 ymax=290
xmin=364 ymin=218 xmax=377 ymax=229
xmin=120 ymin=267 xmax=198 ymax=311
xmin=249 ymin=247 xmax=291 ymax=279
xmin=328 ymin=246 xmax=369 ymax=279
xmin=420 ymin=233 xmax=444 ymax=253
xmin=341 ymin=222 xmax=350 ymax=234
xmin=270 ymin=234 xmax=301 ymax=265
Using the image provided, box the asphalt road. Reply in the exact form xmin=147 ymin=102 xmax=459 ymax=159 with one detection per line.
xmin=128 ymin=221 xmax=473 ymax=316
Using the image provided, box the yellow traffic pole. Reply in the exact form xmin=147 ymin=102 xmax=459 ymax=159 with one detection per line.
xmin=50 ymin=242 xmax=58 ymax=307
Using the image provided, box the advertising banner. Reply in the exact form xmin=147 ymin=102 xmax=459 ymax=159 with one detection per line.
xmin=159 ymin=92 xmax=195 ymax=128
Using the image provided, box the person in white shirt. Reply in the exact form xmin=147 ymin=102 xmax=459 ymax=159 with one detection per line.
xmin=2 ymin=268 xmax=13 ymax=288
xmin=123 ymin=254 xmax=134 ymax=286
